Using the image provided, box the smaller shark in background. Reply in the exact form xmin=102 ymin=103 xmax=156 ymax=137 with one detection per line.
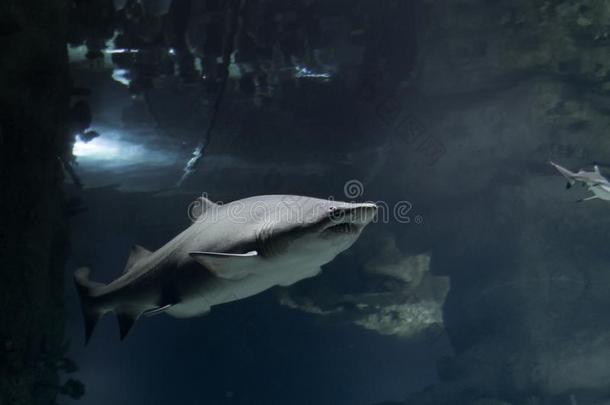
xmin=550 ymin=161 xmax=610 ymax=202
xmin=74 ymin=194 xmax=378 ymax=344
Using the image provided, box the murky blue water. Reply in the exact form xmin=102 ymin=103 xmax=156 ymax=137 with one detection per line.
xmin=54 ymin=1 xmax=610 ymax=405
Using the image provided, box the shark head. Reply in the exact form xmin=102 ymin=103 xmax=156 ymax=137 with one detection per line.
xmin=253 ymin=196 xmax=378 ymax=265
xmin=187 ymin=195 xmax=378 ymax=283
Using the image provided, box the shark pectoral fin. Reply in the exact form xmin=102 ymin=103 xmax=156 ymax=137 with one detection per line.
xmin=577 ymin=195 xmax=599 ymax=203
xmin=123 ymin=245 xmax=152 ymax=273
xmin=116 ymin=310 xmax=141 ymax=340
xmin=189 ymin=251 xmax=259 ymax=280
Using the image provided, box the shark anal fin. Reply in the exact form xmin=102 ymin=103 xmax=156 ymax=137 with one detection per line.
xmin=124 ymin=245 xmax=152 ymax=274
xmin=189 ymin=251 xmax=259 ymax=280
xmin=84 ymin=312 xmax=102 ymax=345
xmin=116 ymin=311 xmax=140 ymax=340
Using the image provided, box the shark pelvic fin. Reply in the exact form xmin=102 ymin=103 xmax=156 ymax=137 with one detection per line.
xmin=142 ymin=285 xmax=181 ymax=317
xmin=143 ymin=304 xmax=173 ymax=317
xmin=116 ymin=310 xmax=140 ymax=340
xmin=123 ymin=245 xmax=152 ymax=273
xmin=73 ymin=267 xmax=106 ymax=345
xmin=189 ymin=251 xmax=259 ymax=280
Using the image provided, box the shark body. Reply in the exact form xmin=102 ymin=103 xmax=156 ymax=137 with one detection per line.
xmin=75 ymin=194 xmax=377 ymax=343
xmin=550 ymin=161 xmax=610 ymax=202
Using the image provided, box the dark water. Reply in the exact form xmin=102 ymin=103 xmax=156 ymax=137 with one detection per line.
xmin=35 ymin=1 xmax=610 ymax=405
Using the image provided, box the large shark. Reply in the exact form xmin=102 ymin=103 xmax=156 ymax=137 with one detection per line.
xmin=75 ymin=194 xmax=378 ymax=343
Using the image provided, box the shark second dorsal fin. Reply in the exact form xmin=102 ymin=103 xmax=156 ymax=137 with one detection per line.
xmin=124 ymin=245 xmax=152 ymax=273
xmin=189 ymin=251 xmax=259 ymax=280
xmin=190 ymin=196 xmax=220 ymax=222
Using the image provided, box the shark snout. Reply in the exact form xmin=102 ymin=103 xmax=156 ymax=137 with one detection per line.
xmin=323 ymin=203 xmax=378 ymax=233
xmin=550 ymin=161 xmax=577 ymax=179
xmin=346 ymin=203 xmax=378 ymax=225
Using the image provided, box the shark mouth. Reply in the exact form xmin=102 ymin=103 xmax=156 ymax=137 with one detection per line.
xmin=323 ymin=222 xmax=359 ymax=235
xmin=320 ymin=203 xmax=377 ymax=236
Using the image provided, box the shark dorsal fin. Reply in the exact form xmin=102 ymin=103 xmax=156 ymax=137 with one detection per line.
xmin=123 ymin=245 xmax=152 ymax=273
xmin=189 ymin=251 xmax=259 ymax=280
xmin=190 ymin=196 xmax=220 ymax=222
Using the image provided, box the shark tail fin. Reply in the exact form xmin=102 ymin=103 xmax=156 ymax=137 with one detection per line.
xmin=74 ymin=267 xmax=106 ymax=345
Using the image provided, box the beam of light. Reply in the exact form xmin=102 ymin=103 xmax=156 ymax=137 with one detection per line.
xmin=73 ymin=137 xmax=122 ymax=159
xmin=72 ymin=129 xmax=176 ymax=168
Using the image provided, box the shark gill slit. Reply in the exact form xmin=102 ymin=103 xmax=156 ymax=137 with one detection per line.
xmin=256 ymin=221 xmax=276 ymax=257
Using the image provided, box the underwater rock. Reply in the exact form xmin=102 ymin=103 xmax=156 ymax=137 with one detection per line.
xmin=352 ymin=300 xmax=445 ymax=339
xmin=280 ymin=235 xmax=449 ymax=339
xmin=363 ymin=238 xmax=430 ymax=286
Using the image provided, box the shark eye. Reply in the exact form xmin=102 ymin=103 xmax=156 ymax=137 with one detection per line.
xmin=329 ymin=207 xmax=345 ymax=222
